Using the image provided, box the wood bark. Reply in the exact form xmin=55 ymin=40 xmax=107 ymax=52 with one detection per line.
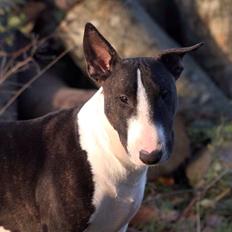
xmin=174 ymin=0 xmax=232 ymax=99
xmin=57 ymin=0 xmax=232 ymax=121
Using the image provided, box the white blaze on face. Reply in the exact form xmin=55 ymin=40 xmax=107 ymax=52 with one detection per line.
xmin=127 ymin=68 xmax=164 ymax=165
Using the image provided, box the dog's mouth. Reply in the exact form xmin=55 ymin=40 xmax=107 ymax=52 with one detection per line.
xmin=139 ymin=149 xmax=163 ymax=165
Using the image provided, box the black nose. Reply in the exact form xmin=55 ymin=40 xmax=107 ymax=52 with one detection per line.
xmin=139 ymin=149 xmax=163 ymax=165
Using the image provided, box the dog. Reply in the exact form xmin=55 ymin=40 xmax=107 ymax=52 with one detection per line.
xmin=0 ymin=23 xmax=202 ymax=232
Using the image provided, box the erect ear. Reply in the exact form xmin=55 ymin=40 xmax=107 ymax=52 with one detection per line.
xmin=83 ymin=23 xmax=120 ymax=84
xmin=157 ymin=43 xmax=204 ymax=80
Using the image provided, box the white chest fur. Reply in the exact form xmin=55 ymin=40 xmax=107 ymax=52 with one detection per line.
xmin=85 ymin=169 xmax=147 ymax=232
xmin=77 ymin=89 xmax=147 ymax=232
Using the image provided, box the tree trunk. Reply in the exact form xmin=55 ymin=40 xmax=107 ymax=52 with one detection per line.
xmin=174 ymin=0 xmax=232 ymax=99
xmin=57 ymin=0 xmax=232 ymax=121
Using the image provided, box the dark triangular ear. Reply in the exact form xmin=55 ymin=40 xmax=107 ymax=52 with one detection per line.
xmin=83 ymin=23 xmax=120 ymax=84
xmin=157 ymin=43 xmax=204 ymax=80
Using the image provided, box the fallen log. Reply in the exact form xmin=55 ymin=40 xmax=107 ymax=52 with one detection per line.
xmin=18 ymin=69 xmax=95 ymax=119
xmin=57 ymin=0 xmax=232 ymax=121
xmin=174 ymin=0 xmax=232 ymax=99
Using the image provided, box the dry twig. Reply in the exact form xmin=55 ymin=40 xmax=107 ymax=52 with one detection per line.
xmin=0 ymin=47 xmax=72 ymax=115
xmin=177 ymin=169 xmax=231 ymax=220
xmin=0 ymin=56 xmax=33 ymax=84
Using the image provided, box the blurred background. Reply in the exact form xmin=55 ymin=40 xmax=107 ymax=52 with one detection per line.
xmin=0 ymin=0 xmax=231 ymax=231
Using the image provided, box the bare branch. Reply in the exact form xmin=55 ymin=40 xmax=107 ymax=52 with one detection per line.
xmin=0 ymin=48 xmax=72 ymax=115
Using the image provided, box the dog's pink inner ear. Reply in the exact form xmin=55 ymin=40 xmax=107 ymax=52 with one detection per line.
xmin=87 ymin=50 xmax=111 ymax=78
xmin=87 ymin=46 xmax=113 ymax=82
xmin=93 ymin=44 xmax=111 ymax=70
xmin=86 ymin=35 xmax=113 ymax=77
xmin=83 ymin=23 xmax=119 ymax=82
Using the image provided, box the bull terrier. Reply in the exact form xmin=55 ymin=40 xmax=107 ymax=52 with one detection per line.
xmin=0 ymin=23 xmax=202 ymax=232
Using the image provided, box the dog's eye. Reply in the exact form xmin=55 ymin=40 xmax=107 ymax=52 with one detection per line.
xmin=119 ymin=95 xmax=129 ymax=104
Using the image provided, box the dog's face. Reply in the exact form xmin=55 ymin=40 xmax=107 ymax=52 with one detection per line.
xmin=83 ymin=23 xmax=202 ymax=166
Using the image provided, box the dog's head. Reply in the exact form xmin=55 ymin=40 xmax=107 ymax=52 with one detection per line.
xmin=83 ymin=23 xmax=202 ymax=166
